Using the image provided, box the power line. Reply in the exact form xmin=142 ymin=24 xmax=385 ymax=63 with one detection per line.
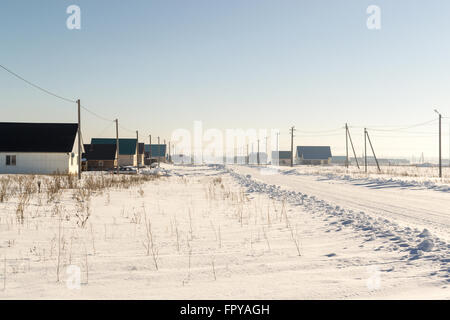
xmin=119 ymin=124 xmax=136 ymax=134
xmin=0 ymin=63 xmax=76 ymax=104
xmin=353 ymin=119 xmax=437 ymax=132
xmin=295 ymin=127 xmax=344 ymax=134
xmin=0 ymin=63 xmax=120 ymax=125
xmin=94 ymin=121 xmax=115 ymax=138
xmin=80 ymin=105 xmax=114 ymax=123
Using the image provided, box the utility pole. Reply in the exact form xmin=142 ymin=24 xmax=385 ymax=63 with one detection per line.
xmin=149 ymin=134 xmax=152 ymax=166
xmin=257 ymin=139 xmax=260 ymax=165
xmin=158 ymin=136 xmax=161 ymax=168
xmin=246 ymin=144 xmax=249 ymax=165
xmin=434 ymin=109 xmax=442 ymax=178
xmin=440 ymin=114 xmax=442 ymax=177
xmin=136 ymin=130 xmax=139 ymax=173
xmin=115 ymin=119 xmax=120 ymax=175
xmin=168 ymin=142 xmax=171 ymax=163
xmin=365 ymin=129 xmax=381 ymax=172
xmin=364 ymin=128 xmax=367 ymax=173
xmin=164 ymin=139 xmax=167 ymax=163
xmin=77 ymin=99 xmax=82 ymax=180
xmin=345 ymin=123 xmax=349 ymax=168
xmin=347 ymin=125 xmax=360 ymax=169
xmin=290 ymin=126 xmax=295 ymax=167
xmin=276 ymin=132 xmax=280 ymax=151
xmin=251 ymin=143 xmax=254 ymax=164
xmin=265 ymin=136 xmax=268 ymax=165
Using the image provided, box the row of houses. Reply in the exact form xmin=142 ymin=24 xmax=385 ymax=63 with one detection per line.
xmin=270 ymin=146 xmax=333 ymax=166
xmin=1 ymin=122 xmax=407 ymax=174
xmin=0 ymin=122 xmax=168 ymax=174
xmin=83 ymin=139 xmax=168 ymax=171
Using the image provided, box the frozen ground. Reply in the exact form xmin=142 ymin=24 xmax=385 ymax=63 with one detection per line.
xmin=0 ymin=164 xmax=448 ymax=299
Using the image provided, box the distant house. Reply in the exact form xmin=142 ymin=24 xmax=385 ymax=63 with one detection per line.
xmin=172 ymin=154 xmax=190 ymax=164
xmin=271 ymin=151 xmax=292 ymax=166
xmin=331 ymin=156 xmax=354 ymax=165
xmin=83 ymin=144 xmax=117 ymax=171
xmin=0 ymin=122 xmax=78 ymax=174
xmin=91 ymin=138 xmax=138 ymax=166
xmin=296 ymin=146 xmax=332 ymax=165
xmin=144 ymin=144 xmax=166 ymax=165
xmin=248 ymin=152 xmax=268 ymax=165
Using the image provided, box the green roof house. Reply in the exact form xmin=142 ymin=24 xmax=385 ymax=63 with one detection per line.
xmin=91 ymin=138 xmax=138 ymax=166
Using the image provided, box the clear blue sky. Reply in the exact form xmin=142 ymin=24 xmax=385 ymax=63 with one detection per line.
xmin=1 ymin=0 xmax=449 ymax=159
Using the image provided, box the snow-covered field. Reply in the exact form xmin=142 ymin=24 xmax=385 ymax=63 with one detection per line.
xmin=0 ymin=164 xmax=449 ymax=299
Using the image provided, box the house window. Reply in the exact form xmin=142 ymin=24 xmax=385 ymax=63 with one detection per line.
xmin=98 ymin=160 xmax=104 ymax=167
xmin=6 ymin=155 xmax=16 ymax=166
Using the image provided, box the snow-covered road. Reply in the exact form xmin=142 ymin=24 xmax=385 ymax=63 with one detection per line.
xmin=230 ymin=165 xmax=450 ymax=242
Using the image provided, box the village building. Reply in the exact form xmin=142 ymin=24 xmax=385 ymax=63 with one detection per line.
xmin=144 ymin=144 xmax=166 ymax=165
xmin=0 ymin=122 xmax=78 ymax=175
xmin=271 ymin=151 xmax=292 ymax=166
xmin=83 ymin=143 xmax=117 ymax=171
xmin=248 ymin=152 xmax=268 ymax=165
xmin=91 ymin=138 xmax=138 ymax=167
xmin=296 ymin=146 xmax=332 ymax=165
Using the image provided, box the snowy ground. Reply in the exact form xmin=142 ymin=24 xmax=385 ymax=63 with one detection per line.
xmin=0 ymin=164 xmax=448 ymax=299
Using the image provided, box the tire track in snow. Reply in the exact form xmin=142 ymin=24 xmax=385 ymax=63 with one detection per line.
xmin=225 ymin=167 xmax=450 ymax=282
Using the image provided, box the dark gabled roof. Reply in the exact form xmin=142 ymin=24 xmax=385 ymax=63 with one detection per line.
xmin=144 ymin=144 xmax=166 ymax=157
xmin=0 ymin=122 xmax=78 ymax=153
xmin=296 ymin=146 xmax=332 ymax=160
xmin=272 ymin=151 xmax=292 ymax=159
xmin=83 ymin=144 xmax=116 ymax=161
xmin=91 ymin=138 xmax=137 ymax=155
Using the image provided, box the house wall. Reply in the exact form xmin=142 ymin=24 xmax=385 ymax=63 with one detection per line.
xmin=137 ymin=154 xmax=144 ymax=166
xmin=297 ymin=158 xmax=331 ymax=165
xmin=0 ymin=152 xmax=78 ymax=175
xmin=86 ymin=160 xmax=116 ymax=171
xmin=272 ymin=158 xmax=292 ymax=166
xmin=118 ymin=154 xmax=136 ymax=166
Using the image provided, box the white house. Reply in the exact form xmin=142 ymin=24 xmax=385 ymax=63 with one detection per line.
xmin=0 ymin=122 xmax=79 ymax=175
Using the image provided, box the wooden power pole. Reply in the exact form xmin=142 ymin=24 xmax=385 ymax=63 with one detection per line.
xmin=290 ymin=126 xmax=295 ymax=167
xmin=365 ymin=129 xmax=381 ymax=172
xmin=77 ymin=99 xmax=81 ymax=180
xmin=346 ymin=124 xmax=360 ymax=169
xmin=136 ymin=130 xmax=139 ymax=173
xmin=364 ymin=128 xmax=368 ymax=173
xmin=246 ymin=144 xmax=249 ymax=165
xmin=149 ymin=135 xmax=152 ymax=166
xmin=439 ymin=112 xmax=442 ymax=178
xmin=345 ymin=123 xmax=349 ymax=168
xmin=115 ymin=119 xmax=120 ymax=175
xmin=158 ymin=136 xmax=160 ymax=168
xmin=257 ymin=139 xmax=260 ymax=165
xmin=434 ymin=109 xmax=442 ymax=178
xmin=168 ymin=142 xmax=171 ymax=163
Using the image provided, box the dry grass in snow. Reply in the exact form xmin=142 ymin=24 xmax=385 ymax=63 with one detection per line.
xmin=0 ymin=166 xmax=448 ymax=299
